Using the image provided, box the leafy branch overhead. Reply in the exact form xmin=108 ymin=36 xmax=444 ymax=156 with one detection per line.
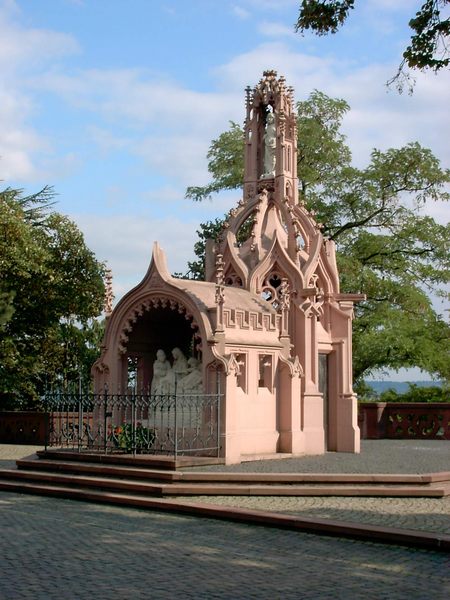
xmin=295 ymin=1 xmax=450 ymax=91
xmin=184 ymin=91 xmax=450 ymax=382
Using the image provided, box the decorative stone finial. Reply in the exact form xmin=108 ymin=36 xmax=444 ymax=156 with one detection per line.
xmin=104 ymin=267 xmax=114 ymax=317
xmin=214 ymin=254 xmax=225 ymax=333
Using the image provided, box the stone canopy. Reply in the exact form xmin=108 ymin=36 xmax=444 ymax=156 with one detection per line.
xmin=93 ymin=70 xmax=364 ymax=463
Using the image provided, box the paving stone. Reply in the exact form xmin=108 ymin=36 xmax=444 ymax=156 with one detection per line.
xmin=1 ymin=441 xmax=449 ymax=598
xmin=1 ymin=491 xmax=449 ymax=599
xmin=178 ymin=494 xmax=450 ymax=535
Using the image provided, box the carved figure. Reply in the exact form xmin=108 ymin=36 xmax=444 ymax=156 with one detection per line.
xmin=158 ymin=347 xmax=189 ymax=393
xmin=178 ymin=357 xmax=203 ymax=394
xmin=262 ymin=111 xmax=276 ymax=178
xmin=150 ymin=349 xmax=171 ymax=394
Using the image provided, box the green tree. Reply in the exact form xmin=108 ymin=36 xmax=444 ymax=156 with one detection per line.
xmin=186 ymin=122 xmax=245 ymax=203
xmin=185 ymin=92 xmax=450 ymax=382
xmin=295 ymin=1 xmax=450 ymax=91
xmin=0 ymin=187 xmax=106 ymax=408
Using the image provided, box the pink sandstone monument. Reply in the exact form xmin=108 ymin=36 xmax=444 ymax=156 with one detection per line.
xmin=93 ymin=70 xmax=364 ymax=463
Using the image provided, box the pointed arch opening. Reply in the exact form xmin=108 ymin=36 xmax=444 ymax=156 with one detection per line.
xmin=236 ymin=212 xmax=256 ymax=247
xmin=119 ymin=299 xmax=202 ymax=393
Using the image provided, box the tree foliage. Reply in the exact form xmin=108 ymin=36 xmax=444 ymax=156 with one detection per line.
xmin=184 ymin=92 xmax=450 ymax=382
xmin=295 ymin=0 xmax=355 ymax=35
xmin=186 ymin=122 xmax=245 ymax=203
xmin=295 ymin=1 xmax=450 ymax=91
xmin=359 ymin=383 xmax=449 ymax=403
xmin=0 ymin=187 xmax=106 ymax=408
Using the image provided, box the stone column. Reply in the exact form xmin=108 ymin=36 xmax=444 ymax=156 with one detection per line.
xmin=297 ymin=298 xmax=325 ymax=454
xmin=219 ymin=356 xmax=242 ymax=465
xmin=277 ymin=356 xmax=304 ymax=454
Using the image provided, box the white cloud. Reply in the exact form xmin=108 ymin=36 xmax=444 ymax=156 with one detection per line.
xmin=213 ymin=42 xmax=336 ymax=91
xmin=36 ymin=69 xmax=244 ymax=186
xmin=0 ymin=6 xmax=79 ymax=76
xmin=135 ymin=135 xmax=212 ymax=187
xmin=0 ymin=2 xmax=80 ymax=181
xmin=141 ymin=185 xmax=183 ymax=204
xmin=38 ymin=69 xmax=239 ymax=130
xmin=366 ymin=0 xmax=417 ymax=12
xmin=330 ymin=66 xmax=450 ymax=169
xmin=27 ymin=35 xmax=449 ymax=222
xmin=214 ymin=42 xmax=450 ymax=171
xmin=1 ymin=4 xmax=448 ymax=303
xmin=74 ymin=213 xmax=201 ymax=300
xmin=257 ymin=21 xmax=297 ymax=39
xmin=86 ymin=126 xmax=130 ymax=156
xmin=232 ymin=5 xmax=250 ymax=20
xmin=0 ymin=88 xmax=47 ymax=179
xmin=243 ymin=0 xmax=298 ymax=11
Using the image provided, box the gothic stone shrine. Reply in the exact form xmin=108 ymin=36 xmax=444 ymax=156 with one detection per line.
xmin=93 ymin=71 xmax=364 ymax=464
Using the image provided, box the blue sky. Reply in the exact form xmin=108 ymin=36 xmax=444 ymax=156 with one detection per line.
xmin=1 ymin=0 xmax=449 ymax=380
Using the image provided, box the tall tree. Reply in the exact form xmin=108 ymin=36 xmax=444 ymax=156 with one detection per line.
xmin=185 ymin=92 xmax=450 ymax=382
xmin=295 ymin=1 xmax=450 ymax=91
xmin=0 ymin=187 xmax=106 ymax=408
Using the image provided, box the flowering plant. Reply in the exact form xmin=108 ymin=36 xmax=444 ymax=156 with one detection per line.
xmin=109 ymin=422 xmax=155 ymax=453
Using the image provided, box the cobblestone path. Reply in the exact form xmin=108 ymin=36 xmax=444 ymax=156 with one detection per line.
xmin=178 ymin=494 xmax=450 ymax=535
xmin=1 ymin=492 xmax=449 ymax=600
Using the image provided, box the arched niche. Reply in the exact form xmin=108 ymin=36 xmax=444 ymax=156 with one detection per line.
xmin=119 ymin=301 xmax=202 ymax=392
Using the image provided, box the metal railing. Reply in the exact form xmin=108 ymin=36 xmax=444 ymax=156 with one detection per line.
xmin=43 ymin=391 xmax=221 ymax=457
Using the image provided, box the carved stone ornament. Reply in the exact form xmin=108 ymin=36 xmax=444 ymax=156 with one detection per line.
xmin=104 ymin=268 xmax=114 ymax=317
xmin=93 ymin=359 xmax=109 ymax=374
xmin=227 ymin=353 xmax=242 ymax=377
xmin=279 ymin=278 xmax=291 ymax=312
xmin=279 ymin=354 xmax=304 ymax=378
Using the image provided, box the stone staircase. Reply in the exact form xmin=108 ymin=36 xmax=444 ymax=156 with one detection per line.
xmin=0 ymin=450 xmax=449 ymax=502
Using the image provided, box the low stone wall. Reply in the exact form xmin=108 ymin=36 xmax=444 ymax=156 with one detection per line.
xmin=0 ymin=412 xmax=47 ymax=444
xmin=358 ymin=402 xmax=450 ymax=440
xmin=3 ymin=405 xmax=449 ymax=445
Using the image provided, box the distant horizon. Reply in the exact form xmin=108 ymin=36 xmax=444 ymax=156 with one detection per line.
xmin=366 ymin=377 xmax=445 ymax=383
xmin=364 ymin=380 xmax=445 ymax=396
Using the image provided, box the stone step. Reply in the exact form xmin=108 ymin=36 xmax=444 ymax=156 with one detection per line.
xmin=0 ymin=467 xmax=448 ymax=497
xmin=0 ymin=478 xmax=448 ymax=552
xmin=0 ymin=469 xmax=165 ymax=495
xmin=17 ymin=457 xmax=450 ymax=487
xmin=36 ymin=450 xmax=222 ymax=470
xmin=17 ymin=458 xmax=180 ymax=482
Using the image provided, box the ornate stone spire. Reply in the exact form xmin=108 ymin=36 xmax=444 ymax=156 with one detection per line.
xmin=243 ymin=69 xmax=298 ymax=203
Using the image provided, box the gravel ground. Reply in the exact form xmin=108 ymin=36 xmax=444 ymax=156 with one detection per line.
xmin=186 ymin=440 xmax=450 ymax=474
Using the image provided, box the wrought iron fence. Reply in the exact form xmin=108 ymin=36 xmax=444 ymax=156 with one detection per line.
xmin=43 ymin=391 xmax=221 ymax=457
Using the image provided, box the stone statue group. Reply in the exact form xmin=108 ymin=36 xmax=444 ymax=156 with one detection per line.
xmin=150 ymin=348 xmax=202 ymax=395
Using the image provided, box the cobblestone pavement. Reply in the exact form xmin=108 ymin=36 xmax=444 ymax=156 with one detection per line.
xmin=0 ymin=491 xmax=449 ymax=600
xmin=178 ymin=495 xmax=450 ymax=535
xmin=180 ymin=440 xmax=450 ymax=536
xmin=179 ymin=439 xmax=450 ymax=536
